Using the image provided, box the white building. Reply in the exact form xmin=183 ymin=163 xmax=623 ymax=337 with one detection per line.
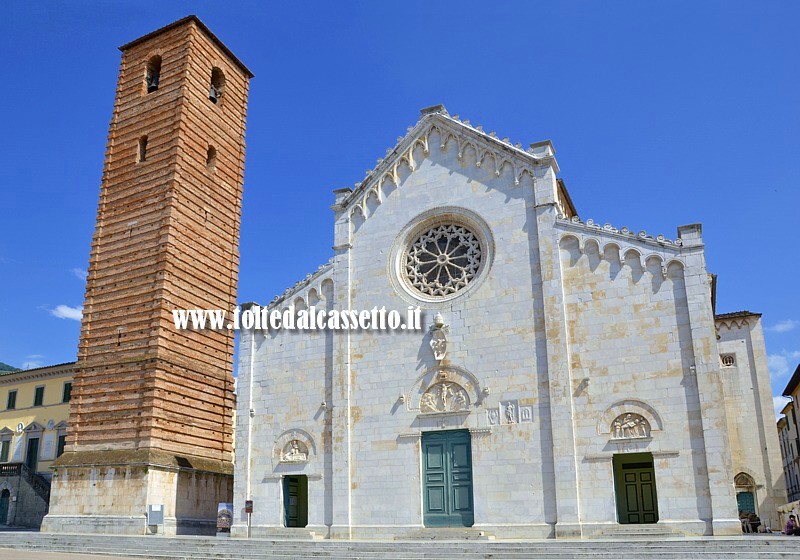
xmin=233 ymin=105 xmax=784 ymax=539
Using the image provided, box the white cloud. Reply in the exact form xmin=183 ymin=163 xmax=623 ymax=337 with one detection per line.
xmin=51 ymin=305 xmax=83 ymax=321
xmin=774 ymin=396 xmax=792 ymax=420
xmin=768 ymin=350 xmax=800 ymax=381
xmin=766 ymin=319 xmax=800 ymax=333
xmin=769 ymin=354 xmax=790 ymax=379
xmin=21 ymin=354 xmax=44 ymax=370
xmin=71 ymin=268 xmax=88 ymax=281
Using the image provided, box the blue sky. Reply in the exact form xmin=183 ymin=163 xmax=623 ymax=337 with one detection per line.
xmin=1 ymin=2 xmax=798 ymax=413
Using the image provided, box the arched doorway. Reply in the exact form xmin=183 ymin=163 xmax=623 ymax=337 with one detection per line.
xmin=735 ymin=472 xmax=757 ymax=514
xmin=0 ymin=489 xmax=10 ymax=525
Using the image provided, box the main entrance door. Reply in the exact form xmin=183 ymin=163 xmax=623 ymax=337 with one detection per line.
xmin=283 ymin=475 xmax=308 ymax=527
xmin=422 ymin=430 xmax=474 ymax=527
xmin=613 ymin=452 xmax=659 ymax=524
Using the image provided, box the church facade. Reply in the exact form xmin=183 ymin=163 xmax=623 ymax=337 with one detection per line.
xmin=233 ymin=105 xmax=783 ymax=539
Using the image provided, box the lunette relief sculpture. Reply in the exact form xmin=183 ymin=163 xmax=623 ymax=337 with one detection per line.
xmin=611 ymin=413 xmax=651 ymax=439
xmin=281 ymin=438 xmax=309 ymax=462
xmin=420 ymin=381 xmax=470 ymax=413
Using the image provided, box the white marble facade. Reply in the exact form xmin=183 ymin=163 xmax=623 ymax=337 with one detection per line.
xmin=233 ymin=106 xmax=784 ymax=539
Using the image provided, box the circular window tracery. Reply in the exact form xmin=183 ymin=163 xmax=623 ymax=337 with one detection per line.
xmin=404 ymin=224 xmax=482 ymax=298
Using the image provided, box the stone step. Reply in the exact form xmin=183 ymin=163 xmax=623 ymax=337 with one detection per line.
xmin=5 ymin=532 xmax=800 ymax=560
xmin=11 ymin=540 xmax=792 ymax=548
xmin=4 ymin=537 xmax=798 ymax=553
xmin=6 ymin=551 xmax=798 ymax=558
xmin=397 ymin=528 xmax=495 ymax=540
xmin=8 ymin=542 xmax=799 ymax=552
xmin=592 ymin=522 xmax=683 ymax=540
xmin=4 ymin=548 xmax=800 ymax=558
xmin=228 ymin=528 xmax=318 ymax=540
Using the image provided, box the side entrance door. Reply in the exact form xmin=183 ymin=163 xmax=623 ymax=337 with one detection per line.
xmin=283 ymin=475 xmax=308 ymax=528
xmin=0 ymin=489 xmax=9 ymax=524
xmin=422 ymin=430 xmax=474 ymax=527
xmin=613 ymin=452 xmax=659 ymax=524
xmin=736 ymin=491 xmax=755 ymax=514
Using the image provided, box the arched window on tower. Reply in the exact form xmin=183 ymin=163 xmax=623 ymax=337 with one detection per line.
xmin=209 ymin=67 xmax=225 ymax=104
xmin=138 ymin=136 xmax=148 ymax=163
xmin=145 ymin=56 xmax=161 ymax=94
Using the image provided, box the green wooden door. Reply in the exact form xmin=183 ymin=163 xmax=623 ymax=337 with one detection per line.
xmin=25 ymin=438 xmax=39 ymax=472
xmin=613 ymin=453 xmax=659 ymax=524
xmin=283 ymin=475 xmax=308 ymax=527
xmin=0 ymin=490 xmax=9 ymax=525
xmin=737 ymin=492 xmax=755 ymax=514
xmin=422 ymin=430 xmax=474 ymax=527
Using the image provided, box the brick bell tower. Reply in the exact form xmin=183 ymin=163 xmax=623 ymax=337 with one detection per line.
xmin=43 ymin=16 xmax=252 ymax=535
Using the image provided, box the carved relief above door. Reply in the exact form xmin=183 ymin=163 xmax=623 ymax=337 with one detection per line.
xmin=403 ymin=365 xmax=485 ymax=416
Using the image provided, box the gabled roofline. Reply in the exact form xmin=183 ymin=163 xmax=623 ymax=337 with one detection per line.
xmin=119 ymin=15 xmax=254 ymax=78
xmin=337 ymin=105 xmax=557 ymax=213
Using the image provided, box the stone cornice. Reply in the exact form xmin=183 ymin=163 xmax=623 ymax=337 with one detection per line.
xmin=118 ymin=15 xmax=254 ymax=79
xmin=555 ymin=215 xmax=685 ymax=251
xmin=0 ymin=364 xmax=74 ymax=386
xmin=715 ymin=312 xmax=759 ymax=330
xmin=556 ymin=216 xmax=690 ymax=277
xmin=53 ymin=449 xmax=233 ymax=476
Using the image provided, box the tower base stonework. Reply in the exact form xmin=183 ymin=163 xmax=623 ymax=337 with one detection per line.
xmin=42 ymin=451 xmax=232 ymax=535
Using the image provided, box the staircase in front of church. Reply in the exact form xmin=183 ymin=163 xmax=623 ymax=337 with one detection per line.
xmin=3 ymin=532 xmax=800 ymax=559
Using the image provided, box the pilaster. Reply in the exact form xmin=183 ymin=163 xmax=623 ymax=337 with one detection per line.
xmin=329 ymin=189 xmax=353 ymax=537
xmin=231 ymin=302 xmax=257 ymax=538
xmin=677 ymin=224 xmax=740 ymax=535
xmin=533 ymin=163 xmax=582 ymax=537
xmin=748 ymin=316 xmax=788 ymax=524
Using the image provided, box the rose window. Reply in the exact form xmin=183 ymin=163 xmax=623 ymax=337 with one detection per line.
xmin=404 ymin=224 xmax=482 ymax=297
